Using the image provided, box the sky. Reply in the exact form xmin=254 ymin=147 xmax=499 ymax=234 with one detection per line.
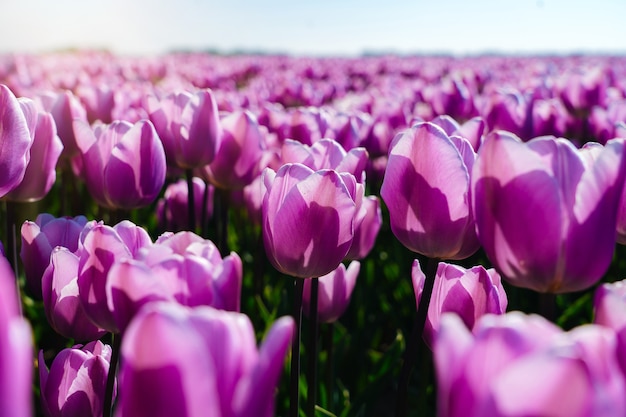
xmin=0 ymin=0 xmax=624 ymax=56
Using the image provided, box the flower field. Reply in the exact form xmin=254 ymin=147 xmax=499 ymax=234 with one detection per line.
xmin=1 ymin=51 xmax=626 ymax=417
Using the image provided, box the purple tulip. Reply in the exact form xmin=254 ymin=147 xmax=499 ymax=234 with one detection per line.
xmin=424 ymin=75 xmax=476 ymax=121
xmin=262 ymin=163 xmax=358 ymax=278
xmin=302 ymin=261 xmax=359 ymax=323
xmin=21 ymin=213 xmax=88 ymax=299
xmin=280 ymin=138 xmax=368 ymax=183
xmin=74 ymin=119 xmax=166 ymax=209
xmin=594 ymin=280 xmax=626 ymax=374
xmin=0 ymin=254 xmax=32 ymax=417
xmin=76 ymin=84 xmax=115 ymax=124
xmin=78 ymin=221 xmax=153 ymax=333
xmin=344 ymin=195 xmax=382 ymax=260
xmin=434 ymin=312 xmax=626 ymax=417
xmin=42 ymin=247 xmax=106 ymax=341
xmin=39 ymin=341 xmax=113 ymax=417
xmin=147 ymin=89 xmax=222 ymax=170
xmin=115 ymin=302 xmax=293 ymax=417
xmin=412 ymin=260 xmax=507 ymax=348
xmin=482 ymin=88 xmax=530 ymax=138
xmin=453 ymin=116 xmax=486 ymax=152
xmin=558 ymin=67 xmax=607 ymax=114
xmin=156 ymin=177 xmax=214 ymax=232
xmin=200 ymin=110 xmax=265 ymax=190
xmin=48 ymin=90 xmax=88 ymax=158
xmin=0 ymin=84 xmax=34 ymax=197
xmin=471 ymin=133 xmax=626 ymax=292
xmin=106 ymin=231 xmax=242 ymax=332
xmin=381 ymin=122 xmax=480 ymax=260
xmin=530 ymin=98 xmax=572 ymax=138
xmin=5 ymin=103 xmax=64 ymax=202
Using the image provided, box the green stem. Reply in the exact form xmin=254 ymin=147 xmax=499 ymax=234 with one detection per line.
xmin=201 ymin=179 xmax=210 ymax=238
xmin=290 ymin=279 xmax=304 ymax=417
xmin=215 ymin=187 xmax=230 ymax=255
xmin=306 ymin=277 xmax=320 ymax=417
xmin=103 ymin=333 xmax=121 ymax=417
xmin=395 ymin=257 xmax=438 ymax=417
xmin=539 ymin=292 xmax=557 ymax=322
xmin=185 ymin=169 xmax=196 ymax=233
xmin=324 ymin=323 xmax=334 ymax=410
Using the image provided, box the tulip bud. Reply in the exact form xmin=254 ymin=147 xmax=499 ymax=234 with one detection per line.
xmin=471 ymin=133 xmax=626 ymax=292
xmin=303 ymin=261 xmax=359 ymax=323
xmin=262 ymin=163 xmax=358 ymax=278
xmin=21 ymin=213 xmax=88 ymax=299
xmin=39 ymin=341 xmax=113 ymax=417
xmin=116 ymin=303 xmax=293 ymax=417
xmin=381 ymin=122 xmax=479 ymax=260
xmin=74 ymin=119 xmax=166 ymax=210
xmin=412 ymin=260 xmax=507 ymax=348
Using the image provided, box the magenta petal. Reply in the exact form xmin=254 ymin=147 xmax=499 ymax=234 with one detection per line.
xmin=233 ymin=316 xmax=294 ymax=417
xmin=0 ymin=84 xmax=32 ymax=196
xmin=7 ymin=111 xmax=63 ymax=202
xmin=104 ymin=120 xmax=166 ymax=209
xmin=179 ymin=89 xmax=221 ymax=169
xmin=381 ymin=122 xmax=476 ymax=259
xmin=118 ymin=304 xmax=221 ymax=417
xmin=472 ymin=132 xmax=564 ymax=291
xmin=269 ymin=169 xmax=356 ymax=277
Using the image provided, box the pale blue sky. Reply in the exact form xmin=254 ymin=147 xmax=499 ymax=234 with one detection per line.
xmin=1 ymin=0 xmax=624 ymax=56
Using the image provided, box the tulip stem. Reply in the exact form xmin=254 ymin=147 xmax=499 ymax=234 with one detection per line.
xmin=185 ymin=169 xmax=196 ymax=233
xmin=215 ymin=187 xmax=230 ymax=255
xmin=104 ymin=333 xmax=121 ymax=417
xmin=324 ymin=323 xmax=335 ymax=410
xmin=306 ymin=277 xmax=320 ymax=417
xmin=201 ymin=179 xmax=210 ymax=238
xmin=395 ymin=256 xmax=438 ymax=417
xmin=539 ymin=292 xmax=557 ymax=322
xmin=290 ymin=278 xmax=304 ymax=417
xmin=4 ymin=201 xmax=21 ymax=315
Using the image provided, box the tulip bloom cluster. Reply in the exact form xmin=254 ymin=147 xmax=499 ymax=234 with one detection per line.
xmin=435 ymin=312 xmax=626 ymax=417
xmin=4 ymin=51 xmax=626 ymax=417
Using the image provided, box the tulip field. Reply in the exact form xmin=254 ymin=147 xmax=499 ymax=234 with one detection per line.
xmin=2 ymin=51 xmax=626 ymax=417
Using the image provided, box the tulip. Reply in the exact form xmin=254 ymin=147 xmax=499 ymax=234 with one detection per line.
xmin=482 ymin=88 xmax=530 ymax=139
xmin=74 ymin=118 xmax=166 ymax=209
xmin=344 ymin=195 xmax=382 ymax=260
xmin=471 ymin=133 xmax=626 ymax=292
xmin=558 ymin=67 xmax=607 ymax=115
xmin=0 ymin=254 xmax=32 ymax=417
xmin=77 ymin=221 xmax=153 ymax=333
xmin=593 ymin=280 xmax=626 ymax=374
xmin=200 ymin=110 xmax=265 ymax=190
xmin=0 ymin=84 xmax=34 ymax=197
xmin=380 ymin=122 xmax=479 ymax=260
xmin=424 ymin=74 xmax=477 ymax=120
xmin=156 ymin=177 xmax=214 ymax=232
xmin=281 ymin=138 xmax=368 ymax=182
xmin=106 ymin=231 xmax=242 ymax=332
xmin=262 ymin=163 xmax=358 ymax=278
xmin=302 ymin=261 xmax=359 ymax=323
xmin=76 ymin=83 xmax=115 ymax=124
xmin=39 ymin=341 xmax=113 ymax=417
xmin=412 ymin=260 xmax=507 ymax=348
xmin=48 ymin=89 xmax=87 ymax=158
xmin=434 ymin=312 xmax=626 ymax=417
xmin=20 ymin=213 xmax=88 ymax=299
xmin=42 ymin=247 xmax=106 ymax=341
xmin=5 ymin=103 xmax=63 ymax=202
xmin=453 ymin=116 xmax=486 ymax=152
xmin=115 ymin=302 xmax=293 ymax=417
xmin=147 ymin=89 xmax=221 ymax=170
